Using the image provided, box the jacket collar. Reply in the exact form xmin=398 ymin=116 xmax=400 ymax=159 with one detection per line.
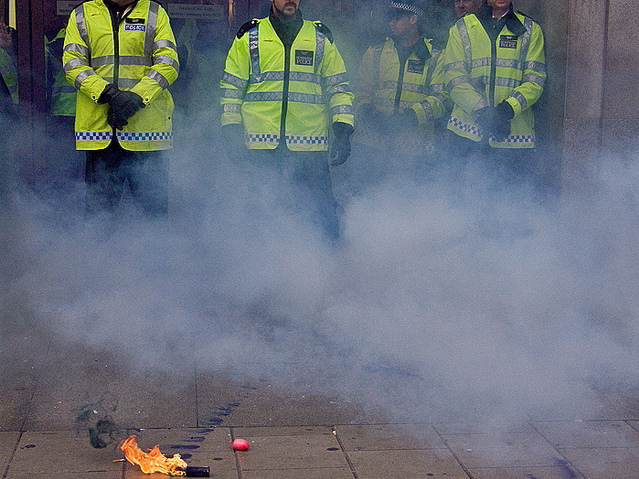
xmin=389 ymin=36 xmax=431 ymax=61
xmin=476 ymin=3 xmax=526 ymax=37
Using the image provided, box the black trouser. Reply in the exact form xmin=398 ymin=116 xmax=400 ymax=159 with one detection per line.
xmin=84 ymin=140 xmax=168 ymax=218
xmin=246 ymin=145 xmax=339 ymax=241
xmin=447 ymin=131 xmax=541 ymax=188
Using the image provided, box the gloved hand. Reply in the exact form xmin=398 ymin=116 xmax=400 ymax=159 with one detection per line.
xmin=99 ymin=84 xmax=145 ymax=130
xmin=491 ymin=101 xmax=514 ymax=142
xmin=474 ymin=102 xmax=513 ymax=142
xmin=330 ymin=122 xmax=354 ymax=166
xmin=473 ymin=106 xmax=496 ymax=132
xmin=358 ymin=103 xmax=388 ymax=133
xmin=393 ymin=107 xmax=419 ymax=130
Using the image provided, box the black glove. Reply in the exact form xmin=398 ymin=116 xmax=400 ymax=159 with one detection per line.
xmin=330 ymin=122 xmax=354 ymax=166
xmin=100 ymin=84 xmax=145 ymax=130
xmin=491 ymin=101 xmax=514 ymax=141
xmin=474 ymin=106 xmax=495 ymax=132
xmin=474 ymin=102 xmax=513 ymax=142
xmin=393 ymin=107 xmax=419 ymax=130
xmin=358 ymin=103 xmax=388 ymax=133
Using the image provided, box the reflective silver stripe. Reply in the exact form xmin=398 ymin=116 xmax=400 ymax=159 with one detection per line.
xmin=64 ymin=43 xmax=89 ymax=57
xmin=74 ymin=69 xmax=96 ymax=89
xmin=153 ymin=55 xmax=179 ymax=74
xmin=471 ymin=57 xmax=492 ymax=69
xmin=120 ymin=55 xmax=153 ymax=66
xmin=400 ymin=82 xmax=423 ymax=93
xmin=289 ymin=92 xmax=325 ymax=104
xmin=75 ymin=7 xmax=90 ymax=56
xmin=444 ymin=60 xmax=466 ymax=72
xmin=245 ymin=91 xmax=282 ymax=102
xmin=291 ymin=71 xmax=321 ymax=84
xmin=147 ymin=69 xmax=169 ymax=89
xmin=221 ymin=88 xmax=245 ymax=99
xmin=323 ymin=72 xmax=348 ymax=87
xmin=154 ymin=39 xmax=176 ymax=50
xmin=458 ymin=19 xmax=472 ymax=72
xmin=244 ymin=91 xmax=324 ymax=104
xmin=315 ymin=28 xmax=324 ymax=70
xmin=447 ymin=74 xmax=471 ymax=91
xmin=331 ymin=105 xmax=353 ymax=115
xmin=325 ymin=83 xmax=351 ymax=96
xmin=224 ymin=103 xmax=241 ymax=113
xmin=509 ymin=89 xmax=527 ymax=110
xmin=249 ymin=27 xmax=260 ymax=80
xmin=423 ymin=49 xmax=438 ymax=94
xmin=524 ymin=60 xmax=546 ymax=73
xmin=420 ymin=99 xmax=434 ymax=119
xmin=494 ymin=76 xmax=520 ymax=88
xmin=145 ymin=1 xmax=158 ymax=58
xmin=518 ymin=17 xmax=533 ymax=71
xmin=222 ymin=72 xmax=248 ymax=89
xmin=91 ymin=55 xmax=115 ymax=67
xmin=495 ymin=58 xmax=521 ymax=69
xmin=522 ymin=73 xmax=545 ymax=86
xmin=250 ymin=71 xmax=284 ymax=83
xmin=431 ymin=91 xmax=447 ymax=103
xmin=64 ymin=57 xmax=90 ymax=72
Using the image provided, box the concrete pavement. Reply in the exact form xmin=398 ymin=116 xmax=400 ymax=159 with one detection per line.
xmin=2 ymin=329 xmax=639 ymax=479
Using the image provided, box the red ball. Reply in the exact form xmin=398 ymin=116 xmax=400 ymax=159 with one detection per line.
xmin=232 ymin=439 xmax=249 ymax=451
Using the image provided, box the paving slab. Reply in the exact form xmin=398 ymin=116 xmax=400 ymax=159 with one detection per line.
xmin=0 ymin=334 xmax=49 ymax=431
xmin=533 ymin=420 xmax=639 ymax=448
xmin=0 ymin=432 xmax=20 ymax=472
xmin=468 ymin=465 xmax=584 ymax=479
xmin=120 ymin=428 xmax=237 ymax=479
xmin=23 ymin=343 xmax=197 ymax=431
xmin=559 ymin=447 xmax=639 ymax=479
xmin=5 ymin=431 xmax=123 ymax=478
xmin=196 ymin=371 xmax=387 ymax=428
xmin=348 ymin=448 xmax=469 ymax=479
xmin=335 ymin=424 xmax=446 ymax=451
xmin=440 ymin=431 xmax=565 ymax=468
xmin=235 ymin=426 xmax=350 ymax=472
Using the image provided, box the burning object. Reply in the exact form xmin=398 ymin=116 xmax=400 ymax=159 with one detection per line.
xmin=120 ymin=435 xmax=209 ymax=477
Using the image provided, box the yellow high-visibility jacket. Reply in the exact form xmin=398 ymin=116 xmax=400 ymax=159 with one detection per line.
xmin=220 ymin=16 xmax=354 ymax=151
xmin=0 ymin=46 xmax=18 ymax=104
xmin=47 ymin=28 xmax=76 ymax=116
xmin=354 ymin=37 xmax=449 ymax=156
xmin=63 ymin=0 xmax=179 ymax=151
xmin=444 ymin=8 xmax=546 ymax=148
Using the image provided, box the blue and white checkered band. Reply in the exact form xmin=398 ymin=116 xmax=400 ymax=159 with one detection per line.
xmin=390 ymin=1 xmax=424 ymax=17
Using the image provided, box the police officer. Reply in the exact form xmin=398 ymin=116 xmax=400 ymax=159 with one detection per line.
xmin=444 ymin=0 xmax=546 ymax=185
xmin=220 ymin=0 xmax=354 ymax=241
xmin=353 ymin=0 xmax=449 ymax=183
xmin=454 ymin=0 xmax=482 ymax=18
xmin=63 ymin=0 xmax=179 ymax=220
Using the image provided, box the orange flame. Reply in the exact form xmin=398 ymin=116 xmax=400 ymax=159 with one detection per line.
xmin=120 ymin=435 xmax=188 ymax=476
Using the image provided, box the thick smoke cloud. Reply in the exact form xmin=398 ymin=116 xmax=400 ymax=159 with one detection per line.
xmin=2 ymin=0 xmax=638 ymax=434
xmin=2 ymin=112 xmax=638 ymax=426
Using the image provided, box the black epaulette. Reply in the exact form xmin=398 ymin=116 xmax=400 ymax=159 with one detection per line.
xmin=237 ymin=19 xmax=258 ymax=39
xmin=314 ymin=22 xmax=334 ymax=43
